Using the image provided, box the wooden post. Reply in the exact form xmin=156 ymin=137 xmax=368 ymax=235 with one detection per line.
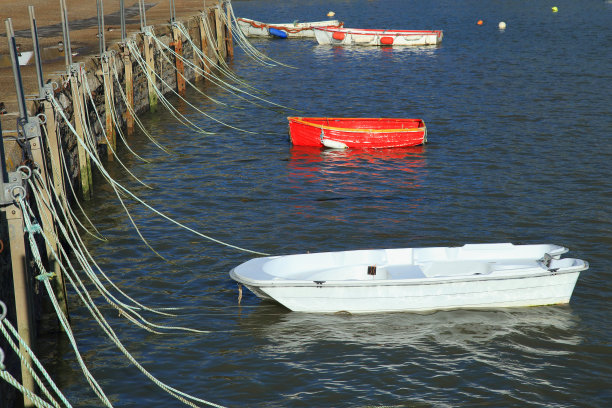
xmin=172 ymin=26 xmax=186 ymax=95
xmin=199 ymin=15 xmax=210 ymax=76
xmin=192 ymin=21 xmax=201 ymax=83
xmin=27 ymin=121 xmax=69 ymax=320
xmin=225 ymin=3 xmax=234 ymax=58
xmin=42 ymin=98 xmax=66 ymax=196
xmin=214 ymin=7 xmax=226 ymax=60
xmin=101 ymin=54 xmax=115 ymax=160
xmin=4 ymin=199 xmax=35 ymax=407
xmin=123 ymin=46 xmax=134 ymax=134
xmin=144 ymin=32 xmax=158 ymax=112
xmin=69 ymin=66 xmax=92 ymax=199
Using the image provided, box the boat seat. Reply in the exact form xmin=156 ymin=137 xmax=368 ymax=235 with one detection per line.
xmin=385 ymin=265 xmax=426 ymax=279
xmin=419 ymin=260 xmax=493 ymax=278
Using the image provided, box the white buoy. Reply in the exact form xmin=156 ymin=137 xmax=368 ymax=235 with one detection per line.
xmin=322 ymin=139 xmax=348 ymax=149
xmin=498 ymin=21 xmax=507 ymax=30
xmin=327 ymin=11 xmax=335 ymax=17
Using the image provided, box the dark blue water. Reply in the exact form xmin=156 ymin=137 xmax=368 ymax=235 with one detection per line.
xmin=39 ymin=0 xmax=611 ymax=407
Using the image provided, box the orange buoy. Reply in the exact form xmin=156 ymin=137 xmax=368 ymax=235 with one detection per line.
xmin=332 ymin=31 xmax=345 ymax=41
xmin=380 ymin=36 xmax=394 ymax=45
xmin=477 ymin=20 xmax=484 ymax=26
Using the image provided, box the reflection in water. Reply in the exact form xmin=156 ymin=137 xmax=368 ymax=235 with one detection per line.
xmin=234 ymin=303 xmax=584 ymax=405
xmin=288 ymin=145 xmax=427 ymax=186
xmin=313 ymin=44 xmax=441 ymax=60
xmin=286 ymin=146 xmax=428 ymax=220
xmin=240 ymin=305 xmax=581 ymax=354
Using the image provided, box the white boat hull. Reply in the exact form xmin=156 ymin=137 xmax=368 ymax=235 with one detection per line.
xmin=247 ymin=270 xmax=581 ymax=313
xmin=237 ymin=18 xmax=342 ymax=38
xmin=229 ymin=243 xmax=588 ymax=313
xmin=314 ymin=27 xmax=443 ymax=46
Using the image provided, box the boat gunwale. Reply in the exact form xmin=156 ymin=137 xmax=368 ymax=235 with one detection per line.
xmin=288 ymin=117 xmax=426 ymax=134
xmin=314 ymin=27 xmax=442 ymax=36
xmin=237 ymin=18 xmax=343 ymax=29
xmin=229 ymin=261 xmax=588 ymax=288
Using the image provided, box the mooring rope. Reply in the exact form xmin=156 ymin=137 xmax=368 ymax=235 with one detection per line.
xmin=108 ymin=53 xmax=173 ymax=154
xmin=28 ymin=172 xmax=179 ymax=319
xmin=127 ymin=39 xmax=216 ymax=135
xmin=17 ymin=197 xmax=113 ymax=407
xmin=52 ymin=79 xmax=167 ymax=260
xmin=152 ymin=25 xmax=295 ymax=112
xmin=177 ymin=18 xmax=266 ymax=94
xmin=0 ymin=301 xmax=72 ymax=408
xmin=37 ymin=111 xmax=107 ymax=242
xmin=133 ymin=36 xmax=261 ymax=134
xmin=72 ymin=61 xmax=200 ymax=260
xmin=49 ymin=93 xmax=269 ymax=255
xmin=224 ymin=0 xmax=297 ymax=69
xmin=98 ymin=54 xmax=151 ymax=164
xmin=18 ymin=195 xmax=227 ymax=408
xmin=81 ymin=61 xmax=154 ymax=188
xmin=0 ymin=368 xmax=57 ymax=408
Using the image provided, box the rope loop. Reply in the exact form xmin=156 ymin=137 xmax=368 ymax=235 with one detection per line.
xmin=17 ymin=165 xmax=32 ymax=180
xmin=11 ymin=185 xmax=27 ymax=202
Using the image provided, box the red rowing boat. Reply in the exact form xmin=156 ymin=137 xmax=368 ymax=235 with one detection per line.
xmin=287 ymin=117 xmax=427 ymax=149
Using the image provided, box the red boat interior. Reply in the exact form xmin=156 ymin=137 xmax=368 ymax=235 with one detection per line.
xmin=309 ymin=117 xmax=424 ymax=130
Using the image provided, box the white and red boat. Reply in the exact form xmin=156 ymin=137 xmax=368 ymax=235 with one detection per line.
xmin=287 ymin=117 xmax=427 ymax=149
xmin=237 ymin=18 xmax=343 ymax=38
xmin=313 ymin=27 xmax=443 ymax=46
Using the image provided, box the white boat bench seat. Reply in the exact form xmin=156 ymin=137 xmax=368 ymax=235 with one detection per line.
xmin=419 ymin=260 xmax=494 ymax=278
xmin=384 ymin=265 xmax=426 ymax=279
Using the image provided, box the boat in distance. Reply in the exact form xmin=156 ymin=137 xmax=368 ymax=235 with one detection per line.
xmin=287 ymin=117 xmax=427 ymax=149
xmin=229 ymin=243 xmax=588 ymax=314
xmin=237 ymin=18 xmax=344 ymax=38
xmin=313 ymin=27 xmax=443 ymax=46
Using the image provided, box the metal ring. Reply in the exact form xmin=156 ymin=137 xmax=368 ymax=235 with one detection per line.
xmin=17 ymin=165 xmax=32 ymax=180
xmin=36 ymin=112 xmax=47 ymax=125
xmin=11 ymin=185 xmax=27 ymax=201
xmin=0 ymin=300 xmax=7 ymax=321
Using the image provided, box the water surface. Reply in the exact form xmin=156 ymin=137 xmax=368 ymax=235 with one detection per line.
xmin=40 ymin=0 xmax=611 ymax=407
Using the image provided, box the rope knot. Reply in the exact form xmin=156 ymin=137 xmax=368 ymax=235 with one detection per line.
xmin=24 ymin=221 xmax=43 ymax=234
xmin=35 ymin=272 xmax=56 ymax=281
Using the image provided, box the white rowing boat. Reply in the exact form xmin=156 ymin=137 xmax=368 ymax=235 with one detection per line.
xmin=230 ymin=243 xmax=588 ymax=313
xmin=313 ymin=27 xmax=443 ymax=46
xmin=237 ymin=17 xmax=343 ymax=38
